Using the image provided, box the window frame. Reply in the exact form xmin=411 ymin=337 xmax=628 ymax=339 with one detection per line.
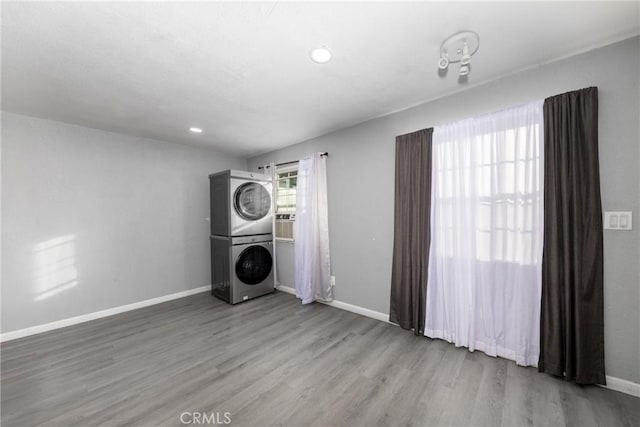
xmin=274 ymin=163 xmax=298 ymax=242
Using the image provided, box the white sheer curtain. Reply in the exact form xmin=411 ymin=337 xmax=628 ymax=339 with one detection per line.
xmin=294 ymin=153 xmax=332 ymax=304
xmin=425 ymin=100 xmax=544 ymax=366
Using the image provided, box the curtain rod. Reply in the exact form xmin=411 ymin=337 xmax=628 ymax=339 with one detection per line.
xmin=258 ymin=152 xmax=328 ymax=170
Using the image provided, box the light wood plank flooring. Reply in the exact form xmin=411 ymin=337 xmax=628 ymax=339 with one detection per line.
xmin=2 ymin=291 xmax=638 ymax=426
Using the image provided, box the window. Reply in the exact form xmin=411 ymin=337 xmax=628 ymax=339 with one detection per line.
xmin=275 ymin=166 xmax=297 ymax=240
xmin=276 ymin=169 xmax=297 ymax=214
xmin=433 ymin=124 xmax=542 ymax=265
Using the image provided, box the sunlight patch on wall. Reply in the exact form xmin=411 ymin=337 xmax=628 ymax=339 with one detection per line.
xmin=33 ymin=235 xmax=78 ymax=301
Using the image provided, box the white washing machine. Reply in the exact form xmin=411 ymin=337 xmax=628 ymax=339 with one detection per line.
xmin=210 ymin=234 xmax=274 ymax=304
xmin=209 ymin=170 xmax=272 ymax=237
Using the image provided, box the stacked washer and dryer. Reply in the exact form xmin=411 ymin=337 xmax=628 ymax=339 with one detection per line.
xmin=209 ymin=170 xmax=275 ymax=304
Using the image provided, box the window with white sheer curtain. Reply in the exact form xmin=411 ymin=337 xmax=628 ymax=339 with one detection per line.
xmin=425 ymin=100 xmax=544 ymax=366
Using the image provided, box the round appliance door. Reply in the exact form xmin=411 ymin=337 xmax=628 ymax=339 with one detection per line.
xmin=234 ymin=182 xmax=271 ymax=221
xmin=235 ymin=245 xmax=273 ymax=285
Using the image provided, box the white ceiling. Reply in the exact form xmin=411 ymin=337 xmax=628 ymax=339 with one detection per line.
xmin=2 ymin=1 xmax=639 ymax=157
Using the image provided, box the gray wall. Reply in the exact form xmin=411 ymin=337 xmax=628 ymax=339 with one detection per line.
xmin=248 ymin=37 xmax=640 ymax=383
xmin=1 ymin=112 xmax=246 ymax=333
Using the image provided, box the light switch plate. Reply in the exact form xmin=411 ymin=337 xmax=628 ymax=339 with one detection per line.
xmin=604 ymin=211 xmax=632 ymax=230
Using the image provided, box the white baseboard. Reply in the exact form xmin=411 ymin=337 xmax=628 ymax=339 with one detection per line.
xmin=276 ymin=286 xmax=640 ymax=398
xmin=603 ymin=375 xmax=640 ymax=397
xmin=275 ymin=285 xmax=297 ymax=295
xmin=276 ymin=285 xmax=390 ymax=323
xmin=0 ymin=286 xmax=210 ymax=343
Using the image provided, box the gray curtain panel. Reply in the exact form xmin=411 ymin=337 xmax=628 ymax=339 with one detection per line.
xmin=389 ymin=128 xmax=433 ymax=335
xmin=539 ymin=87 xmax=606 ymax=384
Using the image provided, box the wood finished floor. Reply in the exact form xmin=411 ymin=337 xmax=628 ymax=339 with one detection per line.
xmin=2 ymin=291 xmax=638 ymax=427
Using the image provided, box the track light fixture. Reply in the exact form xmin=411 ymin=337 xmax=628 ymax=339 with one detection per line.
xmin=460 ymin=42 xmax=471 ymax=65
xmin=438 ymin=31 xmax=479 ymax=77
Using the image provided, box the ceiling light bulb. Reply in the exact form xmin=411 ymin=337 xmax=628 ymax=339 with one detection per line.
xmin=460 ymin=42 xmax=471 ymax=65
xmin=438 ymin=54 xmax=449 ymax=70
xmin=459 ymin=64 xmax=470 ymax=76
xmin=310 ymin=47 xmax=332 ymax=64
xmin=189 ymin=127 xmax=203 ymax=134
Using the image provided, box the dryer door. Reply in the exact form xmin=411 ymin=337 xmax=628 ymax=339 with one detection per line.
xmin=234 ymin=182 xmax=271 ymax=221
xmin=235 ymin=245 xmax=273 ymax=285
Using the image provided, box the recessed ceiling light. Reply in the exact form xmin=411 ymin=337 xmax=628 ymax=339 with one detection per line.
xmin=189 ymin=127 xmax=203 ymax=134
xmin=310 ymin=47 xmax=332 ymax=64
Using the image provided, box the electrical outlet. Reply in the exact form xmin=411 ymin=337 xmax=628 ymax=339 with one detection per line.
xmin=330 ymin=275 xmax=336 ymax=288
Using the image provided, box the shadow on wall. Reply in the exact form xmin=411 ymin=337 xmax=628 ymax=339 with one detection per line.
xmin=33 ymin=235 xmax=78 ymax=302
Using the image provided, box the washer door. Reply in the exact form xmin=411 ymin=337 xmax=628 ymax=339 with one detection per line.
xmin=234 ymin=182 xmax=271 ymax=221
xmin=235 ymin=245 xmax=273 ymax=285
